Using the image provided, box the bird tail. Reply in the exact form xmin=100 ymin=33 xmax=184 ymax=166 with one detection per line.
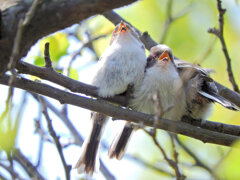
xmin=198 ymin=91 xmax=238 ymax=111
xmin=108 ymin=121 xmax=134 ymax=160
xmin=74 ymin=113 xmax=107 ymax=175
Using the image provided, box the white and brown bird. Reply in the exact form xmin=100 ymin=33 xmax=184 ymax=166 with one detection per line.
xmin=74 ymin=21 xmax=147 ymax=175
xmin=109 ymin=47 xmax=186 ymax=160
xmin=108 ymin=44 xmax=238 ymax=160
xmin=143 ymin=44 xmax=238 ymax=119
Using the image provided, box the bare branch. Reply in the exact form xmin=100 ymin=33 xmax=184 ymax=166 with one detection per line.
xmin=31 ymin=93 xmax=116 ymax=180
xmin=15 ymin=60 xmax=240 ymax=135
xmin=208 ymin=0 xmax=239 ymax=92
xmin=160 ymin=0 xmax=191 ymax=43
xmin=0 ymin=161 xmax=24 ymax=180
xmin=0 ymin=74 xmax=239 ymax=147
xmin=102 ymin=10 xmax=240 ymax=106
xmin=144 ymin=130 xmax=185 ymax=180
xmin=103 ymin=10 xmax=157 ymax=50
xmin=13 ymin=149 xmax=45 ymax=180
xmin=38 ymin=96 xmax=71 ymax=180
xmin=16 ymin=61 xmax=127 ymax=106
xmin=0 ymin=0 xmax=138 ymax=74
xmin=174 ymin=135 xmax=213 ymax=175
xmin=44 ymin=42 xmax=53 ymax=69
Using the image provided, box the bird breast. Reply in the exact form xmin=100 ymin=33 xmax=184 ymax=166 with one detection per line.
xmin=130 ymin=64 xmax=186 ymax=121
xmin=92 ymin=35 xmax=146 ymax=98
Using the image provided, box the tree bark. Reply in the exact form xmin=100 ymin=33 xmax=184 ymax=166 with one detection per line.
xmin=0 ymin=0 xmax=137 ymax=75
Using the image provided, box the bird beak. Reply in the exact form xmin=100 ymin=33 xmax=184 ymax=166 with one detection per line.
xmin=117 ymin=21 xmax=128 ymax=33
xmin=158 ymin=51 xmax=170 ymax=62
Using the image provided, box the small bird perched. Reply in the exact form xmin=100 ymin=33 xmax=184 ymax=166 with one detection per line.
xmin=108 ymin=44 xmax=238 ymax=160
xmin=145 ymin=44 xmax=238 ymax=119
xmin=74 ymin=21 xmax=146 ymax=175
xmin=109 ymin=47 xmax=186 ymax=159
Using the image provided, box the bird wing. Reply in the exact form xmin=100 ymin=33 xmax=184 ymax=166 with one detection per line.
xmin=198 ymin=91 xmax=238 ymax=111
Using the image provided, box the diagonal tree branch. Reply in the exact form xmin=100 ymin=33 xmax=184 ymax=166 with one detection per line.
xmin=0 ymin=74 xmax=239 ymax=147
xmin=102 ymin=10 xmax=240 ymax=107
xmin=0 ymin=0 xmax=138 ymax=75
xmin=30 ymin=93 xmax=116 ymax=180
xmin=13 ymin=149 xmax=45 ymax=180
xmin=208 ymin=0 xmax=239 ymax=93
xmin=16 ymin=61 xmax=127 ymax=106
xmin=38 ymin=95 xmax=71 ymax=180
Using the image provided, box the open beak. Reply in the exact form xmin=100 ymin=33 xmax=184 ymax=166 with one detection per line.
xmin=158 ymin=51 xmax=170 ymax=62
xmin=117 ymin=21 xmax=128 ymax=33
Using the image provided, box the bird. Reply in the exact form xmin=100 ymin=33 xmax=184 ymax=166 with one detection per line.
xmin=145 ymin=44 xmax=238 ymax=119
xmin=108 ymin=47 xmax=186 ymax=160
xmin=108 ymin=44 xmax=238 ymax=160
xmin=74 ymin=21 xmax=147 ymax=175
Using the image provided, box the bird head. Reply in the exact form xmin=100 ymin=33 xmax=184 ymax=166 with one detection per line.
xmin=146 ymin=45 xmax=175 ymax=68
xmin=110 ymin=21 xmax=142 ymax=46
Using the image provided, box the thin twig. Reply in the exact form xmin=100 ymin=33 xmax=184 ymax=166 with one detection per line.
xmin=44 ymin=42 xmax=53 ymax=68
xmin=195 ymin=37 xmax=217 ymax=64
xmin=0 ymin=161 xmax=24 ymax=180
xmin=32 ymin=94 xmax=116 ymax=180
xmin=174 ymin=135 xmax=213 ymax=174
xmin=208 ymin=0 xmax=239 ymax=92
xmin=144 ymin=129 xmax=185 ymax=180
xmin=38 ymin=96 xmax=71 ymax=180
xmin=13 ymin=149 xmax=45 ymax=180
xmin=102 ymin=10 xmax=240 ymax=106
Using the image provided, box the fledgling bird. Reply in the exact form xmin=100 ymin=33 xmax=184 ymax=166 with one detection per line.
xmin=108 ymin=48 xmax=186 ymax=160
xmin=108 ymin=44 xmax=238 ymax=160
xmin=74 ymin=21 xmax=147 ymax=175
xmin=147 ymin=44 xmax=238 ymax=119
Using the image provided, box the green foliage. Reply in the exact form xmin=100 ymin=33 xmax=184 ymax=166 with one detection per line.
xmin=216 ymin=141 xmax=240 ymax=179
xmin=0 ymin=108 xmax=19 ymax=154
xmin=69 ymin=68 xmax=78 ymax=80
xmin=39 ymin=32 xmax=70 ymax=63
xmin=33 ymin=55 xmax=45 ymax=67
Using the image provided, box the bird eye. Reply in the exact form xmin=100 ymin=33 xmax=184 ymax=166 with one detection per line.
xmin=152 ymin=55 xmax=157 ymax=60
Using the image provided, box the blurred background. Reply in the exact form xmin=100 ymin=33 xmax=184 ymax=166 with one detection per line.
xmin=0 ymin=0 xmax=240 ymax=179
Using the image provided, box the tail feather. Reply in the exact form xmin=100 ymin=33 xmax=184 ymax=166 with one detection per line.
xmin=198 ymin=91 xmax=238 ymax=111
xmin=108 ymin=122 xmax=134 ymax=160
xmin=74 ymin=113 xmax=107 ymax=175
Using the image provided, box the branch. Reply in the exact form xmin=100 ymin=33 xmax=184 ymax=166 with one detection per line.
xmin=103 ymin=10 xmax=157 ymax=50
xmin=30 ymin=93 xmax=116 ymax=180
xmin=0 ymin=0 xmax=138 ymax=74
xmin=174 ymin=136 xmax=213 ymax=175
xmin=15 ymin=61 xmax=240 ymax=135
xmin=0 ymin=161 xmax=24 ymax=180
xmin=160 ymin=0 xmax=191 ymax=44
xmin=38 ymin=96 xmax=71 ymax=180
xmin=208 ymin=0 xmax=239 ymax=92
xmin=102 ymin=10 xmax=240 ymax=107
xmin=13 ymin=149 xmax=45 ymax=180
xmin=0 ymin=74 xmax=239 ymax=147
xmin=144 ymin=130 xmax=185 ymax=180
xmin=16 ymin=61 xmax=127 ymax=106
xmin=182 ymin=116 xmax=240 ymax=136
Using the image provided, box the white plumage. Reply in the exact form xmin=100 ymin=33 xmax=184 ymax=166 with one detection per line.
xmin=131 ymin=53 xmax=186 ymax=121
xmin=75 ymin=21 xmax=147 ymax=175
xmin=92 ymin=31 xmax=146 ymax=97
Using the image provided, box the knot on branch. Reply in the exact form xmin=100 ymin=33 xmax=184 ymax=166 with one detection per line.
xmin=44 ymin=42 xmax=53 ymax=69
xmin=207 ymin=27 xmax=220 ymax=37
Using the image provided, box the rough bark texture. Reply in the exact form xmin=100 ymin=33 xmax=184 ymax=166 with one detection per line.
xmin=0 ymin=0 xmax=137 ymax=75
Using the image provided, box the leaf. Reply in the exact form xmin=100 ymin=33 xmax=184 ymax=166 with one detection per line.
xmin=0 ymin=112 xmax=19 ymax=154
xmin=33 ymin=55 xmax=45 ymax=66
xmin=40 ymin=32 xmax=69 ymax=63
xmin=216 ymin=141 xmax=240 ymax=179
xmin=69 ymin=68 xmax=78 ymax=80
